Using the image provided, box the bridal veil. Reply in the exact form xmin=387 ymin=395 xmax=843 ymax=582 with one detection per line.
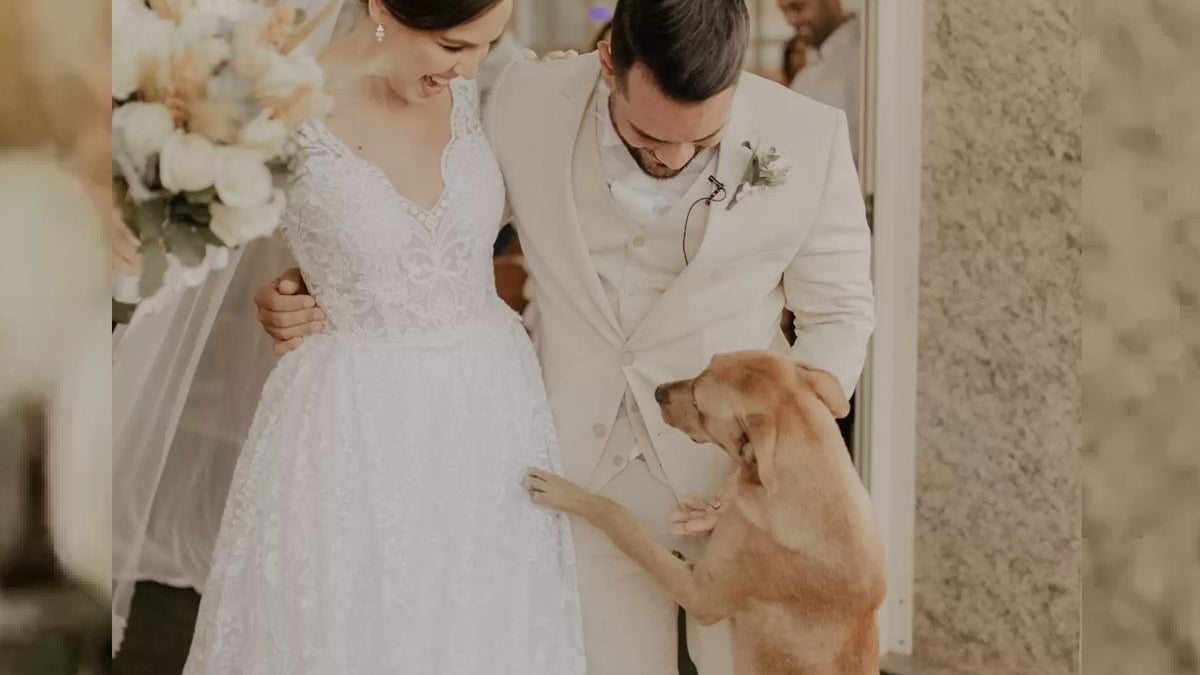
xmin=111 ymin=0 xmax=355 ymax=652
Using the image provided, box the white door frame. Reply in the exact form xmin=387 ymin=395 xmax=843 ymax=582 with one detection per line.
xmin=857 ymin=0 xmax=923 ymax=657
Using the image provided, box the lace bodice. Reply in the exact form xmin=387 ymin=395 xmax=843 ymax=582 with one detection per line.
xmin=282 ymin=79 xmax=506 ymax=340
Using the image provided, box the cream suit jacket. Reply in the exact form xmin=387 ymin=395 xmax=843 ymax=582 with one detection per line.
xmin=486 ymin=54 xmax=874 ymax=500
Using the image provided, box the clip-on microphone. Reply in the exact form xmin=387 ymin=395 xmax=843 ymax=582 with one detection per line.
xmin=682 ymin=175 xmax=728 ymax=265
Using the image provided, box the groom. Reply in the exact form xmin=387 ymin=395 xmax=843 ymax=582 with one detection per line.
xmin=255 ymin=0 xmax=874 ymax=672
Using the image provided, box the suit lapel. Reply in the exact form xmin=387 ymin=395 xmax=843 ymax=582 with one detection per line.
xmin=625 ymin=89 xmax=756 ymax=350
xmin=525 ymin=56 xmax=624 ymax=343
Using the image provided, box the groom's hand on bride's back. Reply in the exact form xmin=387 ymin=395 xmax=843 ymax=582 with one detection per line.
xmin=254 ymin=268 xmax=326 ymax=355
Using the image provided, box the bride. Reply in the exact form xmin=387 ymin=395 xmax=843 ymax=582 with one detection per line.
xmin=112 ymin=0 xmax=585 ymax=672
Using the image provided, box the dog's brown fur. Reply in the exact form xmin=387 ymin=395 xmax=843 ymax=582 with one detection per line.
xmin=527 ymin=350 xmax=886 ymax=675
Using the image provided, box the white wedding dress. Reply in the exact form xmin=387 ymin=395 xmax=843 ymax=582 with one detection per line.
xmin=182 ymin=79 xmax=586 ymax=675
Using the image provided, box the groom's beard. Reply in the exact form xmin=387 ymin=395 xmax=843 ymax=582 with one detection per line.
xmin=610 ymin=100 xmax=701 ymax=180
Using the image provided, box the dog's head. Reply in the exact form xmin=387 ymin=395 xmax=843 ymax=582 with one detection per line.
xmin=654 ymin=351 xmax=849 ymax=495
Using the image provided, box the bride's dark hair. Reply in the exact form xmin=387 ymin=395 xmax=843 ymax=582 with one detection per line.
xmin=364 ymin=0 xmax=507 ymax=31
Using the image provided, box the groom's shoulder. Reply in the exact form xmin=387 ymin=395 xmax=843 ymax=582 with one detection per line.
xmin=736 ymin=70 xmax=844 ymax=136
xmin=492 ymin=52 xmax=599 ymax=109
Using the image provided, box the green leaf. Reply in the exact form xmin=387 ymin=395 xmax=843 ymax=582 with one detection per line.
xmin=139 ymin=242 xmax=168 ymax=299
xmin=195 ymin=225 xmax=226 ymax=247
xmin=741 ymin=140 xmax=753 ymax=150
xmin=130 ymin=198 xmax=168 ymax=239
xmin=171 ymin=198 xmax=213 ymax=225
xmin=113 ymin=300 xmax=138 ymax=325
xmin=293 ymin=8 xmax=308 ymax=25
xmin=165 ymin=223 xmax=208 ymax=267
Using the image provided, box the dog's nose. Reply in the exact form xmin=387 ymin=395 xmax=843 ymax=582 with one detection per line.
xmin=654 ymin=385 xmax=669 ymax=403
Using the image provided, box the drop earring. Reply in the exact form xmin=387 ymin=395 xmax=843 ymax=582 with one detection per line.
xmin=375 ymin=22 xmax=385 ymax=43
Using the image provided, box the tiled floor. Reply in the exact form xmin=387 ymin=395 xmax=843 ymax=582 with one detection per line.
xmin=113 ymin=582 xmax=703 ymax=674
xmin=115 ymin=583 xmax=899 ymax=675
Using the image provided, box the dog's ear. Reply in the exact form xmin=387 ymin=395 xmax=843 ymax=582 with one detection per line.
xmin=740 ymin=412 xmax=779 ymax=496
xmin=796 ymin=364 xmax=850 ymax=419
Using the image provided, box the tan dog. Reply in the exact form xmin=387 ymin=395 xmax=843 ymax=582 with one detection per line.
xmin=526 ymin=350 xmax=886 ymax=675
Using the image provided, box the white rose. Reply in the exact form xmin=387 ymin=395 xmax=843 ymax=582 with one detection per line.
xmin=159 ymin=131 xmax=218 ymax=193
xmin=143 ymin=19 xmax=177 ymax=92
xmin=255 ymin=52 xmax=324 ymax=103
xmin=165 ymin=250 xmax=209 ymax=288
xmin=113 ymin=102 xmax=176 ymax=169
xmin=135 ymin=244 xmax=231 ymax=319
xmin=209 ymin=189 xmax=287 ymax=246
xmin=176 ymin=10 xmax=231 ymax=71
xmin=231 ymin=6 xmax=275 ymax=79
xmin=148 ymin=0 xmax=193 ymax=22
xmin=176 ymin=9 xmax=220 ymax=45
xmin=205 ymin=245 xmax=230 ymax=272
xmin=111 ymin=0 xmax=155 ymax=98
xmin=192 ymin=37 xmax=233 ymax=72
xmin=214 ymin=146 xmax=273 ymax=208
xmin=111 ymin=0 xmax=158 ymax=32
xmin=237 ymin=111 xmax=290 ymax=159
xmin=113 ymin=9 xmax=176 ymax=97
xmin=111 ymin=0 xmax=145 ymax=24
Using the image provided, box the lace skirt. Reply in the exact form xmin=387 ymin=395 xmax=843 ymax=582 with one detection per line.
xmin=182 ymin=303 xmax=586 ymax=675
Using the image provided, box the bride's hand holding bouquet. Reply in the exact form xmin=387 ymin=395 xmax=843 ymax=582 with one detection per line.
xmin=111 ymin=0 xmax=335 ymax=324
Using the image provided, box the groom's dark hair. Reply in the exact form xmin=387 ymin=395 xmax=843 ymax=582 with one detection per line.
xmin=608 ymin=0 xmax=750 ymax=102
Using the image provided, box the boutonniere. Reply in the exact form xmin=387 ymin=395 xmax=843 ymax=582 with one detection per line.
xmin=726 ymin=141 xmax=791 ymax=210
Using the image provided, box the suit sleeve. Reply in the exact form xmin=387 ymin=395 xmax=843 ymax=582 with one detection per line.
xmin=784 ymin=111 xmax=875 ymax=397
xmin=484 ymin=58 xmax=522 ymax=225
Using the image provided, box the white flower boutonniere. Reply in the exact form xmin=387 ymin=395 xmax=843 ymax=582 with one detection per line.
xmin=727 ymin=141 xmax=791 ymax=210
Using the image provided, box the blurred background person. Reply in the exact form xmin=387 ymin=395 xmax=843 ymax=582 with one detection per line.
xmin=0 ymin=0 xmax=112 ymax=672
xmin=777 ymin=0 xmax=861 ymax=158
xmin=587 ymin=3 xmax=614 ymax=50
xmin=781 ymin=33 xmax=808 ymax=87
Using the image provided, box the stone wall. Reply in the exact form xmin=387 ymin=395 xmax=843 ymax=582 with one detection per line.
xmin=1082 ymin=1 xmax=1200 ymax=674
xmin=912 ymin=1 xmax=1082 ymax=673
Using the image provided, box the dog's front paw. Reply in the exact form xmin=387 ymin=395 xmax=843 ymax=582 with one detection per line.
xmin=524 ymin=469 xmax=593 ymax=515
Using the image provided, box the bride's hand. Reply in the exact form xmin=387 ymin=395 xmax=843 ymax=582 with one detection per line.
xmin=254 ymin=268 xmax=326 ymax=355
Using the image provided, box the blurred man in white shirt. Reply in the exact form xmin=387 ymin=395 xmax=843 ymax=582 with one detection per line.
xmin=778 ymin=0 xmax=861 ymax=160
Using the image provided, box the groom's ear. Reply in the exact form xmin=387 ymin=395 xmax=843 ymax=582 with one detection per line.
xmin=597 ymin=41 xmax=618 ymax=89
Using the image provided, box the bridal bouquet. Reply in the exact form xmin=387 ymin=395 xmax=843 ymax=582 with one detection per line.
xmin=111 ymin=0 xmax=334 ymax=324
